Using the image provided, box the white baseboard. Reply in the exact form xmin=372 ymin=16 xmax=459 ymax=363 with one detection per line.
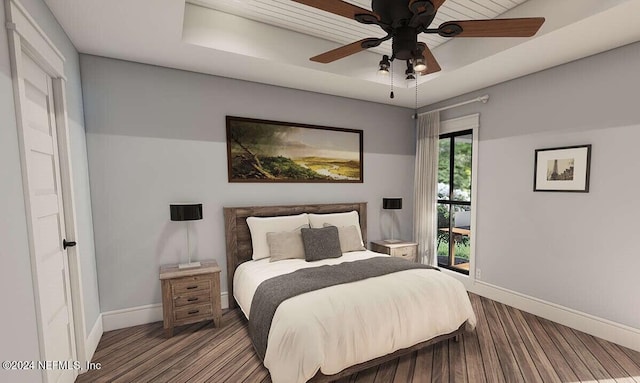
xmin=102 ymin=292 xmax=229 ymax=332
xmin=470 ymin=280 xmax=640 ymax=352
xmin=221 ymin=291 xmax=229 ymax=310
xmin=85 ymin=314 xmax=103 ymax=362
xmin=102 ymin=303 xmax=163 ymax=332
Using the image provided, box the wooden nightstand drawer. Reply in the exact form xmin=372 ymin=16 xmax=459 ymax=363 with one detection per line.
xmin=390 ymin=246 xmax=416 ymax=261
xmin=175 ymin=303 xmax=213 ymax=322
xmin=160 ymin=260 xmax=222 ymax=337
xmin=172 ymin=276 xmax=211 ymax=296
xmin=174 ymin=290 xmax=211 ymax=307
xmin=370 ymin=240 xmax=418 ymax=263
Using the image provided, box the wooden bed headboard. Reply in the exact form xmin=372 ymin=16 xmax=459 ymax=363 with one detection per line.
xmin=223 ymin=202 xmax=367 ymax=308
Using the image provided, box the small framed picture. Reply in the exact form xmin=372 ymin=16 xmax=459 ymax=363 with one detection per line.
xmin=534 ymin=144 xmax=592 ymax=192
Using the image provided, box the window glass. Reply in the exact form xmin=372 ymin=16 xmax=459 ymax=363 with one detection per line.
xmin=438 ymin=139 xmax=450 ymax=200
xmin=436 ymin=203 xmax=450 ymax=266
xmin=452 ymin=135 xmax=472 ymax=202
xmin=436 ymin=130 xmax=472 ymax=275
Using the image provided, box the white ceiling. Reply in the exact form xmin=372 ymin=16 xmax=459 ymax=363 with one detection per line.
xmin=44 ymin=0 xmax=640 ymax=108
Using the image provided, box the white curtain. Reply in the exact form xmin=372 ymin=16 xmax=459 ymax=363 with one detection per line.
xmin=413 ymin=111 xmax=440 ymax=265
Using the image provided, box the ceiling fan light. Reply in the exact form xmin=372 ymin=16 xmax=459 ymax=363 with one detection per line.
xmin=405 ymin=62 xmax=415 ymax=80
xmin=413 ymin=57 xmax=427 ymax=72
xmin=378 ymin=54 xmax=391 ymax=76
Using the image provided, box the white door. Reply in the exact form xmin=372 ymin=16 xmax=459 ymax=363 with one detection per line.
xmin=21 ymin=52 xmax=77 ymax=383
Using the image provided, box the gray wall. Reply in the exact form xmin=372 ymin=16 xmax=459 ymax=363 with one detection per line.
xmin=80 ymin=55 xmax=416 ymax=312
xmin=0 ymin=1 xmax=99 ymax=379
xmin=420 ymin=41 xmax=640 ymax=330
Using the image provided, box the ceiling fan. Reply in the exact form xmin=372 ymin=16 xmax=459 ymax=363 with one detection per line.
xmin=292 ymin=0 xmax=545 ymax=77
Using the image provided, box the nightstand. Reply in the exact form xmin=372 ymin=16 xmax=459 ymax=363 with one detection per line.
xmin=159 ymin=260 xmax=222 ymax=337
xmin=370 ymin=240 xmax=418 ymax=262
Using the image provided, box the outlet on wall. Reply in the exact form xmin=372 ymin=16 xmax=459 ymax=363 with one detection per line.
xmin=475 ymin=268 xmax=481 ymax=280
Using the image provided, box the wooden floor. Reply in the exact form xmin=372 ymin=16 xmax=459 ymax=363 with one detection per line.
xmin=77 ymin=293 xmax=640 ymax=383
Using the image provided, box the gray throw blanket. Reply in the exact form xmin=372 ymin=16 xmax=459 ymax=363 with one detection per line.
xmin=248 ymin=256 xmax=439 ymax=360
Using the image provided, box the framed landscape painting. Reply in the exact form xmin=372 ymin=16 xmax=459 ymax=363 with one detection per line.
xmin=226 ymin=116 xmax=363 ymax=183
xmin=534 ymin=144 xmax=591 ymax=192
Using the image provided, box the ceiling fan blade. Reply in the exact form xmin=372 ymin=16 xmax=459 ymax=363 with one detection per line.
xmin=417 ymin=43 xmax=441 ymax=75
xmin=310 ymin=39 xmax=371 ymax=63
xmin=292 ymin=0 xmax=378 ymax=21
xmin=440 ymin=18 xmax=545 ymax=37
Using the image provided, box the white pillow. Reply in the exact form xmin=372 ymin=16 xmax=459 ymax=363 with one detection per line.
xmin=266 ymin=225 xmax=308 ymax=262
xmin=323 ymin=224 xmax=366 ymax=253
xmin=247 ymin=213 xmax=309 ymax=260
xmin=308 ymin=211 xmax=363 ymax=246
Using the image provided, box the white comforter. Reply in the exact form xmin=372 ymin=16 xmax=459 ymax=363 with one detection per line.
xmin=234 ymin=251 xmax=477 ymax=383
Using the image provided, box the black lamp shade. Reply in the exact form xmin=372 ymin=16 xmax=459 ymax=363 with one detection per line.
xmin=170 ymin=204 xmax=203 ymax=221
xmin=383 ymin=198 xmax=402 ymax=210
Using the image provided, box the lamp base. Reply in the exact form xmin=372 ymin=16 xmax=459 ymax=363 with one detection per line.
xmin=384 ymin=239 xmax=403 ymax=243
xmin=178 ymin=261 xmax=202 ymax=269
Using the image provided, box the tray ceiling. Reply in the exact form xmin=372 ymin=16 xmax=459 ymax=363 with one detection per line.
xmin=188 ymin=0 xmax=529 ymax=56
xmin=44 ymin=0 xmax=640 ymax=108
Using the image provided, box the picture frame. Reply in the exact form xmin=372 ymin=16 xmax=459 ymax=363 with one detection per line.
xmin=226 ymin=116 xmax=363 ymax=183
xmin=533 ymin=144 xmax=591 ymax=192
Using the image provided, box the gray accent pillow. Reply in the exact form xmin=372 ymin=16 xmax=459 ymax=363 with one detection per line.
xmin=301 ymin=226 xmax=342 ymax=262
xmin=323 ymin=223 xmax=366 ymax=253
xmin=266 ymin=225 xmax=308 ymax=262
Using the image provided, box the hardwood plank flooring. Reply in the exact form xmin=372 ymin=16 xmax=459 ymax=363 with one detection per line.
xmin=470 ymin=293 xmax=505 ymax=383
xmin=76 ymin=293 xmax=640 ymax=383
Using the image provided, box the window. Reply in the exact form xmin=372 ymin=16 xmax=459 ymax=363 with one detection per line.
xmin=437 ymin=129 xmax=473 ymax=274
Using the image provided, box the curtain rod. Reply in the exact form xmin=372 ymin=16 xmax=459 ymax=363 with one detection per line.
xmin=412 ymin=94 xmax=489 ymax=119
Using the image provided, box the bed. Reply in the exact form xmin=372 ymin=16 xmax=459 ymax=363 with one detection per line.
xmin=224 ymin=202 xmax=476 ymax=383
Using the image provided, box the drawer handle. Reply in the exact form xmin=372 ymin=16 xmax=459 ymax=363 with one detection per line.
xmin=402 ymin=253 xmax=408 ymax=256
xmin=186 ymin=286 xmax=198 ymax=290
xmin=188 ymin=310 xmax=200 ymax=315
xmin=187 ymin=297 xmax=199 ymax=302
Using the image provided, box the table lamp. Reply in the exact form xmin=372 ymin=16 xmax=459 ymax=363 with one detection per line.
xmin=383 ymin=198 xmax=402 ymax=243
xmin=170 ymin=203 xmax=203 ymax=269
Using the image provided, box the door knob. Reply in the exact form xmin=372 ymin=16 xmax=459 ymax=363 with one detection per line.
xmin=63 ymin=239 xmax=77 ymax=250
